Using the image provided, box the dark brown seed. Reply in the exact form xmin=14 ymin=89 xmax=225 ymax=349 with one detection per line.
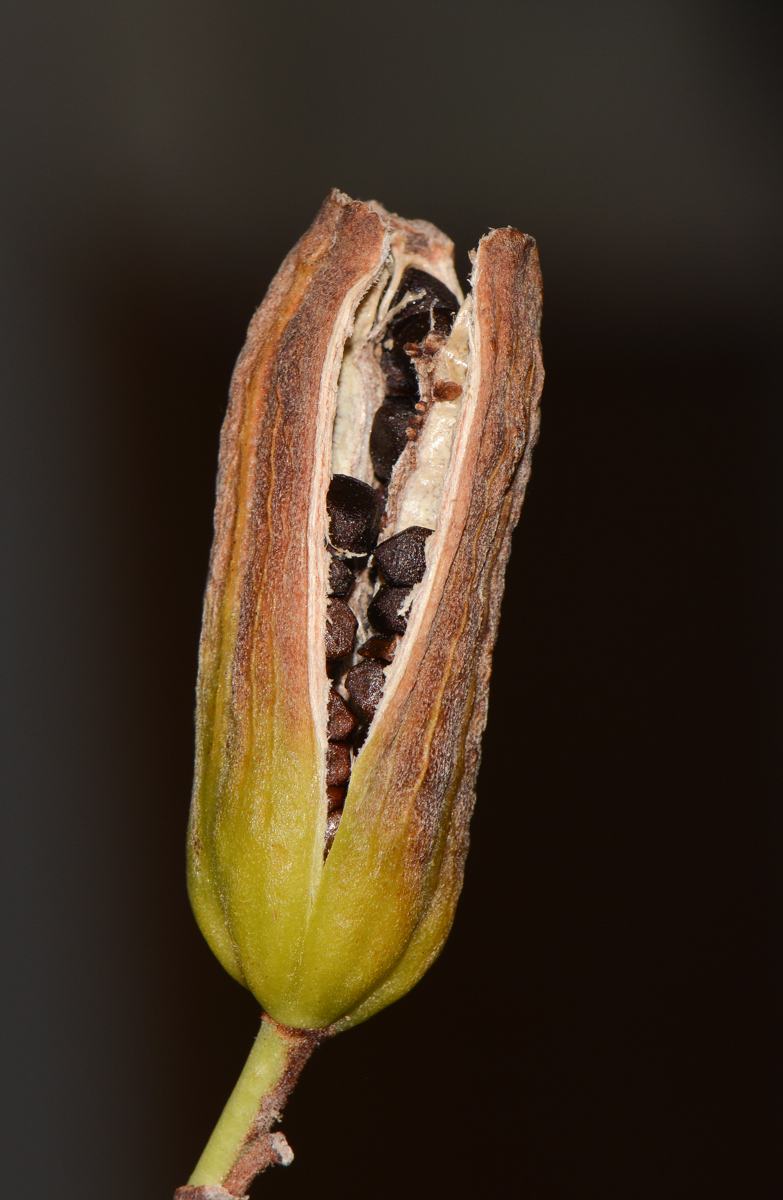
xmin=326 ymin=785 xmax=346 ymax=813
xmin=326 ymin=474 xmax=382 ymax=553
xmin=326 ymin=742 xmax=352 ymax=787
xmin=374 ymin=526 xmax=433 ymax=586
xmin=368 ymin=584 xmax=412 ymax=635
xmin=327 ymin=687 xmax=360 ymax=740
xmin=345 ymin=659 xmax=386 ymax=724
xmin=380 ymin=313 xmax=432 ymax=396
xmin=325 ymin=598 xmax=357 ymax=661
xmin=380 ymin=267 xmax=459 ymax=397
xmin=391 ymin=266 xmax=460 ymax=317
xmin=328 ymin=549 xmax=354 ymax=598
xmin=357 ymin=635 xmax=398 ymax=664
xmin=369 ymin=401 xmax=415 ymax=483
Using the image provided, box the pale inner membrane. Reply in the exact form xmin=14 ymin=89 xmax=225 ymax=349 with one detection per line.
xmin=393 ymin=298 xmax=471 ymax=535
xmin=331 ymin=270 xmax=388 ymax=482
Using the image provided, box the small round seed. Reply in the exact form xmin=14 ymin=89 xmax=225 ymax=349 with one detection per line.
xmin=374 ymin=526 xmax=432 ymax=587
xmin=325 ymin=598 xmax=358 ymax=661
xmin=326 ymin=785 xmax=346 ymax=813
xmin=370 ymin=401 xmax=415 ymax=483
xmin=357 ymin=635 xmax=398 ymax=665
xmin=328 ymin=550 xmax=354 ymax=598
xmin=379 ymin=268 xmax=459 ymax=398
xmin=327 ymin=687 xmax=360 ymax=740
xmin=326 ymin=742 xmax=352 ymax=787
xmin=368 ymin=584 xmax=412 ymax=636
xmin=393 ymin=266 xmax=459 ymax=314
xmin=345 ymin=659 xmax=386 ymax=724
xmin=380 ymin=313 xmax=430 ymax=397
xmin=326 ymin=474 xmax=382 ymax=554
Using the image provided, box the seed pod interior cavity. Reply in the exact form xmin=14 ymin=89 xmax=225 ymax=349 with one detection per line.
xmin=188 ymin=190 xmax=543 ymax=1033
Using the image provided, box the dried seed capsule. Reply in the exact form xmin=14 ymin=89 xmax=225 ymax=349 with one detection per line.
xmin=187 ymin=189 xmax=543 ymax=1046
xmin=344 ymin=659 xmax=386 ymax=724
xmin=328 ymin=549 xmax=354 ymax=598
xmin=325 ymin=597 xmax=357 ymax=661
xmin=182 ymin=191 xmax=543 ymax=1197
xmin=373 ymin=526 xmax=433 ymax=586
xmin=326 ymin=474 xmax=382 ymax=553
xmin=326 ymin=785 xmax=346 ymax=813
xmin=326 ymin=742 xmax=352 ymax=787
xmin=367 ymin=584 xmax=412 ymax=636
xmin=357 ymin=635 xmax=398 ymax=664
xmin=370 ymin=401 xmax=416 ymax=482
xmin=327 ymin=687 xmax=360 ymax=741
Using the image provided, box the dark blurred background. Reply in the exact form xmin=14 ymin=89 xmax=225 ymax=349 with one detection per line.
xmin=1 ymin=2 xmax=780 ymax=1197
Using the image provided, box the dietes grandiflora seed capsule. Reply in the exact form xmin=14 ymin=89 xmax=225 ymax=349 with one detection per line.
xmin=187 ymin=190 xmax=543 ymax=1034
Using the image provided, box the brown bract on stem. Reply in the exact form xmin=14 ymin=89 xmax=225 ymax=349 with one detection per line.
xmin=177 ymin=190 xmax=543 ymax=1195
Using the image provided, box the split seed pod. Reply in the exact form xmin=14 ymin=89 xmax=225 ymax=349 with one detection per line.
xmin=188 ymin=190 xmax=543 ymax=1033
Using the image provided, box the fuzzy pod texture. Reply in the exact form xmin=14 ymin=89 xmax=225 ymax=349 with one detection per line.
xmin=187 ymin=190 xmax=543 ymax=1031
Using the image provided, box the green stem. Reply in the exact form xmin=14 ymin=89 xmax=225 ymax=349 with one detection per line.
xmin=184 ymin=1014 xmax=319 ymax=1197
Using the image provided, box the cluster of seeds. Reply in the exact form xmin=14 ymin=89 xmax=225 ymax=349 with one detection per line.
xmin=322 ymin=268 xmax=461 ymax=854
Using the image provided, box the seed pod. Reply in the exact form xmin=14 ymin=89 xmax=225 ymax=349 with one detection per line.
xmin=188 ymin=189 xmax=543 ymax=1034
